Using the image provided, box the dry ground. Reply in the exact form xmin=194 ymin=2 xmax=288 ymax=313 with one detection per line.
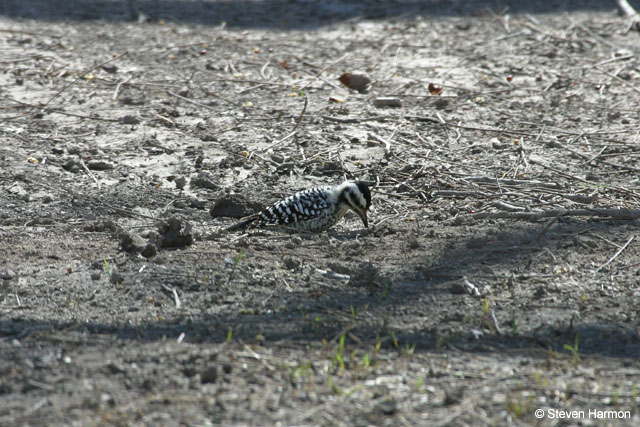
xmin=1 ymin=1 xmax=639 ymax=426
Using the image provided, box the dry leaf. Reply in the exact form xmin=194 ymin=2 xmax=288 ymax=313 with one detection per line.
xmin=428 ymin=83 xmax=443 ymax=95
xmin=338 ymin=72 xmax=372 ymax=92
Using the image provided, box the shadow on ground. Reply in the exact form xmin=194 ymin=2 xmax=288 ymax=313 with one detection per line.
xmin=3 ymin=218 xmax=638 ymax=358
xmin=0 ymin=0 xmax=624 ymax=28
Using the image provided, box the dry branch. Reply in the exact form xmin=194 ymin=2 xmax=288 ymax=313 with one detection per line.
xmin=460 ymin=175 xmax=562 ymax=189
xmin=259 ymin=97 xmax=308 ymax=152
xmin=40 ymin=51 xmax=129 ymax=110
xmin=595 ymin=234 xmax=635 ymax=273
xmin=462 ymin=208 xmax=640 ymax=222
xmin=617 ymin=0 xmax=638 ymax=17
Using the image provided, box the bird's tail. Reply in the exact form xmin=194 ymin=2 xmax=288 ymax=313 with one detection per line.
xmin=226 ymin=214 xmax=259 ymax=231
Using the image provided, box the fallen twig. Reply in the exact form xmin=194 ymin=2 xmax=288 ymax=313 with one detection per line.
xmin=322 ymin=115 xmax=388 ymax=124
xmin=595 ymin=234 xmax=635 ymax=273
xmin=40 ymin=51 xmax=129 ymax=111
xmin=259 ymin=97 xmax=308 ymax=152
xmin=464 ymin=208 xmax=640 ymax=222
xmin=460 ymin=175 xmax=562 ymax=189
xmin=368 ymin=131 xmax=393 ymax=156
xmin=78 ymin=158 xmax=101 ymax=191
xmin=170 ymin=90 xmax=239 ymax=109
xmin=617 ymin=0 xmax=639 ymax=17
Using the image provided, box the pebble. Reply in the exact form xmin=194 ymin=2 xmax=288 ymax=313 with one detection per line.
xmin=86 ymin=160 xmax=114 ymax=170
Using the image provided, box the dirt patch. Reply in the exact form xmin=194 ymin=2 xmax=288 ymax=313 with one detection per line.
xmin=1 ymin=1 xmax=639 ymax=425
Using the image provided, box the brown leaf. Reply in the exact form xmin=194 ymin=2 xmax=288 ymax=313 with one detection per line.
xmin=338 ymin=72 xmax=372 ymax=92
xmin=428 ymin=83 xmax=443 ymax=95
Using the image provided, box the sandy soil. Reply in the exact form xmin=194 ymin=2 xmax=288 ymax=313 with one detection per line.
xmin=1 ymin=1 xmax=639 ymax=425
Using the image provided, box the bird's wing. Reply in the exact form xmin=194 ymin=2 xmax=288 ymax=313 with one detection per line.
xmin=258 ymin=187 xmax=331 ymax=225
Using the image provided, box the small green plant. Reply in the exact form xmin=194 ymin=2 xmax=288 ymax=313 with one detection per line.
xmin=533 ymin=372 xmax=549 ymax=387
xmin=103 ymin=258 xmax=111 ymax=276
xmin=380 ymin=280 xmax=392 ymax=300
xmin=374 ymin=335 xmax=383 ymax=355
xmin=547 ymin=345 xmax=558 ymax=360
xmin=103 ymin=258 xmax=120 ymax=288
xmin=404 ymin=343 xmax=416 ymax=358
xmin=563 ymin=335 xmax=580 ymax=366
xmin=350 ymin=305 xmax=357 ymax=319
xmin=335 ymin=333 xmax=346 ymax=371
xmin=227 ymin=250 xmax=245 ymax=283
xmin=480 ymin=297 xmax=491 ymax=329
xmin=226 ymin=328 xmax=233 ymax=343
xmin=290 ymin=361 xmax=313 ymax=384
xmin=362 ymin=352 xmax=370 ymax=369
xmin=506 ymin=397 xmax=525 ymax=418
xmin=415 ymin=376 xmax=423 ymax=392
xmin=391 ymin=332 xmax=399 ymax=349
xmin=436 ymin=334 xmax=449 ymax=350
xmin=327 ymin=376 xmax=343 ymax=395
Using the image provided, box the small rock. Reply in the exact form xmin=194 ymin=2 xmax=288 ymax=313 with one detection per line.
xmin=86 ymin=160 xmax=114 ymax=171
xmin=101 ymin=393 xmax=116 ymax=407
xmin=189 ymin=198 xmax=206 ymax=210
xmin=285 ymin=236 xmax=303 ymax=249
xmin=1 ymin=270 xmax=15 ymax=280
xmin=119 ymin=115 xmax=140 ymax=125
xmin=110 ymin=271 xmax=125 ymax=285
xmin=62 ymin=159 xmax=81 ymax=172
xmin=120 ymin=97 xmax=145 ymax=106
xmin=107 ymin=361 xmax=127 ymax=374
xmin=156 ymin=216 xmax=193 ymax=248
xmin=210 ymin=195 xmax=261 ymax=218
xmin=190 ymin=173 xmax=217 ymax=190
xmin=7 ymin=184 xmax=29 ymax=201
xmin=433 ymin=97 xmax=449 ymax=110
xmin=375 ymin=398 xmax=397 ymax=415
xmin=142 ymin=378 xmax=155 ymax=390
xmin=201 ymin=366 xmax=218 ymax=384
xmin=141 ymin=244 xmax=157 ymax=258
xmin=444 ymin=387 xmax=464 ymax=405
xmin=102 ymin=64 xmax=118 ymax=74
xmin=174 ymin=176 xmax=187 ymax=189
xmin=283 ymin=257 xmax=301 ymax=270
xmin=90 ymin=272 xmax=101 ymax=281
xmin=119 ymin=230 xmax=147 ymax=253
xmin=271 ymin=153 xmax=285 ymax=164
xmin=372 ymin=97 xmax=403 ymax=108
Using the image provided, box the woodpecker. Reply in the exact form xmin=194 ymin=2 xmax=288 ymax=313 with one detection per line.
xmin=227 ymin=181 xmax=371 ymax=232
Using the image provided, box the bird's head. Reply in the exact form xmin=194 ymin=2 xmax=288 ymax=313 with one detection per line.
xmin=340 ymin=181 xmax=372 ymax=228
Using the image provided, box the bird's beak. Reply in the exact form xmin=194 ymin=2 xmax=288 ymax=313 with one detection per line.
xmin=356 ymin=208 xmax=368 ymax=228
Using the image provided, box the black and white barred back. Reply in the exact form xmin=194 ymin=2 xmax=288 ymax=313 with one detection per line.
xmin=228 ymin=181 xmax=371 ymax=232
